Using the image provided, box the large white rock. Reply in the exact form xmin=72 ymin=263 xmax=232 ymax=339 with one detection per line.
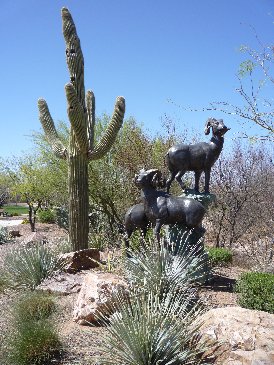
xmin=73 ymin=272 xmax=128 ymax=325
xmin=198 ymin=306 xmax=274 ymax=365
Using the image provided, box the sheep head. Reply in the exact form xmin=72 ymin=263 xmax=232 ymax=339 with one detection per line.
xmin=204 ymin=118 xmax=230 ymax=136
xmin=134 ymin=169 xmax=165 ymax=189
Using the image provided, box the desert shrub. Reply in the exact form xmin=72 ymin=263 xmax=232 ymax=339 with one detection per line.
xmin=7 ymin=292 xmax=61 ymax=365
xmin=88 ymin=231 xmax=110 ymax=251
xmin=13 ymin=291 xmax=56 ymax=323
xmin=0 ymin=226 xmax=10 ymax=244
xmin=38 ymin=209 xmax=56 ymax=224
xmin=0 ymin=273 xmax=9 ymax=293
xmin=8 ymin=322 xmax=61 ymax=365
xmin=3 ymin=243 xmax=66 ymax=289
xmin=236 ymin=272 xmax=274 ymax=313
xmin=54 ymin=206 xmax=69 ymax=231
xmin=207 ymin=247 xmax=233 ymax=267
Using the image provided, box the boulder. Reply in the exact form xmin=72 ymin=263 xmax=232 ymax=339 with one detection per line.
xmin=73 ymin=272 xmax=128 ymax=325
xmin=61 ymin=248 xmax=101 ymax=273
xmin=198 ymin=306 xmax=274 ymax=365
xmin=37 ymin=271 xmax=87 ymax=295
xmin=9 ymin=230 xmax=21 ymax=237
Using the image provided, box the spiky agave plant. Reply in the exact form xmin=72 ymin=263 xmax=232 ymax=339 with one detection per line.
xmin=125 ymin=232 xmax=208 ymax=298
xmin=3 ymin=243 xmax=66 ymax=289
xmin=96 ymin=289 xmax=210 ymax=365
xmin=38 ymin=8 xmax=125 ymax=250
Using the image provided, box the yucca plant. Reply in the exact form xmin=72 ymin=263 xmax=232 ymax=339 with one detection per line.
xmin=96 ymin=289 xmax=210 ymax=365
xmin=3 ymin=243 xmax=67 ymax=289
xmin=125 ymin=234 xmax=208 ymax=298
xmin=94 ymin=234 xmax=214 ymax=364
xmin=0 ymin=226 xmax=10 ymax=244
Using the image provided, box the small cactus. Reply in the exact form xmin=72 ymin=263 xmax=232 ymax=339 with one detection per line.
xmin=38 ymin=8 xmax=125 ymax=250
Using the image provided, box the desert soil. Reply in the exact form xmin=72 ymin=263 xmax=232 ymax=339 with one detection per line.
xmin=0 ymin=219 xmax=246 ymax=365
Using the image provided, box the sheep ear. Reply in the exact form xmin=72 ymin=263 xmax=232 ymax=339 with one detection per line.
xmin=204 ymin=118 xmax=214 ymax=135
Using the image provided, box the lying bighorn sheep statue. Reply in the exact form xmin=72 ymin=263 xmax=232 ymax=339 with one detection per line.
xmin=129 ymin=169 xmax=206 ymax=242
xmin=124 ymin=203 xmax=148 ymax=247
xmin=166 ymin=118 xmax=230 ymax=194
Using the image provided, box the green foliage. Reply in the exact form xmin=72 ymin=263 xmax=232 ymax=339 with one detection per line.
xmin=0 ymin=274 xmax=8 ymax=293
xmin=37 ymin=209 xmax=56 ymax=223
xmin=238 ymin=59 xmax=256 ymax=77
xmin=207 ymin=247 xmax=233 ymax=267
xmin=126 ymin=228 xmax=153 ymax=251
xmin=3 ymin=205 xmax=28 ymax=215
xmin=13 ymin=291 xmax=56 ymax=323
xmin=54 ymin=206 xmax=69 ymax=231
xmin=0 ymin=226 xmax=11 ymax=245
xmin=7 ymin=292 xmax=61 ymax=365
xmin=8 ymin=322 xmax=61 ymax=365
xmin=3 ymin=243 xmax=66 ymax=289
xmin=236 ymin=272 xmax=274 ymax=313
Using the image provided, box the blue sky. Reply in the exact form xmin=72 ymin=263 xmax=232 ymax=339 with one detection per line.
xmin=0 ymin=0 xmax=273 ymax=158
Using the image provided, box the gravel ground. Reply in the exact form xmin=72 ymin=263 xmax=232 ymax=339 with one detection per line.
xmin=0 ymin=219 xmax=245 ymax=365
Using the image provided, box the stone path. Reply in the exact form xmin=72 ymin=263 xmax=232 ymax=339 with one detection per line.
xmin=0 ymin=219 xmax=23 ymax=227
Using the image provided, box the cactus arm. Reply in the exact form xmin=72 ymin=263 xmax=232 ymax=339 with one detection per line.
xmin=62 ymin=7 xmax=85 ymax=109
xmin=38 ymin=99 xmax=67 ymax=159
xmin=65 ymin=83 xmax=89 ymax=154
xmin=86 ymin=90 xmax=95 ymax=150
xmin=88 ymin=96 xmax=125 ymax=160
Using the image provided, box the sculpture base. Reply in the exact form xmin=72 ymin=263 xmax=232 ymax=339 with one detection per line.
xmin=181 ymin=189 xmax=216 ymax=210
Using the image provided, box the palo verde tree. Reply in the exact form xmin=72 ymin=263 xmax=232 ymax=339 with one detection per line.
xmin=38 ymin=8 xmax=125 ymax=250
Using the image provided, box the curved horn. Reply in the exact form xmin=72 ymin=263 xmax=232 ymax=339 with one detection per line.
xmin=204 ymin=118 xmax=215 ymax=135
xmin=151 ymin=169 xmax=162 ymax=188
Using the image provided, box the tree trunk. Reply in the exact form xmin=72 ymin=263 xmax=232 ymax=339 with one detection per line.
xmin=68 ymin=146 xmax=89 ymax=251
xmin=28 ymin=205 xmax=35 ymax=232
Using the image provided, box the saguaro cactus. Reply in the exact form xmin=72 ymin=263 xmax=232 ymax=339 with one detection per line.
xmin=38 ymin=8 xmax=125 ymax=250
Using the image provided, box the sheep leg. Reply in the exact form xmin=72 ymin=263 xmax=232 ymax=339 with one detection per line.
xmin=175 ymin=170 xmax=186 ymax=191
xmin=194 ymin=171 xmax=202 ymax=193
xmin=124 ymin=229 xmax=132 ymax=249
xmin=166 ymin=172 xmax=176 ymax=193
xmin=204 ymin=169 xmax=211 ymax=193
xmin=154 ymin=219 xmax=162 ymax=244
xmin=140 ymin=226 xmax=148 ymax=248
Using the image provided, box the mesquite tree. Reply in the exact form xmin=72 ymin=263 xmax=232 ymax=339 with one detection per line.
xmin=38 ymin=8 xmax=125 ymax=250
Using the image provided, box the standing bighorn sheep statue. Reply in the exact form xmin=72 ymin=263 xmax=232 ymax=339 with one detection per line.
xmin=166 ymin=118 xmax=230 ymax=194
xmin=124 ymin=169 xmax=206 ymax=245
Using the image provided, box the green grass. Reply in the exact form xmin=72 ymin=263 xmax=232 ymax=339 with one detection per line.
xmin=7 ymin=292 xmax=61 ymax=365
xmin=13 ymin=291 xmax=56 ymax=324
xmin=2 ymin=205 xmax=28 ymax=215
